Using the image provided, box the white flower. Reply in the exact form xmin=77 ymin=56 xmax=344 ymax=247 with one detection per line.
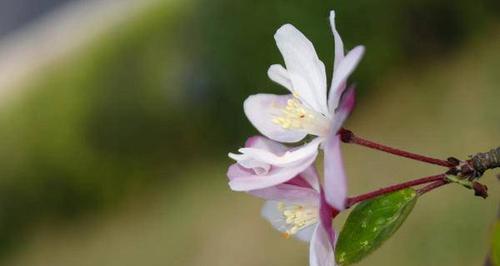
xmin=244 ymin=11 xmax=364 ymax=144
xmin=230 ymin=11 xmax=364 ymax=211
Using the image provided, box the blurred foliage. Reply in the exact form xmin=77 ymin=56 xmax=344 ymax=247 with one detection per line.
xmin=195 ymin=0 xmax=499 ymax=143
xmin=0 ymin=0 xmax=194 ymax=254
xmin=0 ymin=0 xmax=497 ymax=262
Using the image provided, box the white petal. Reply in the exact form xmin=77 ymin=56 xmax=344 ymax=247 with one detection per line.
xmin=268 ymin=64 xmax=293 ymax=90
xmin=229 ymin=153 xmax=316 ymax=191
xmin=274 ymin=24 xmax=328 ymax=115
xmin=228 ymin=152 xmax=271 ymax=173
xmin=328 ymin=46 xmax=364 ymax=113
xmin=261 ymin=201 xmax=286 ymax=231
xmin=244 ymin=135 xmax=288 ymax=154
xmin=324 ymin=134 xmax=348 ymax=211
xmin=238 ymin=137 xmax=322 ymax=167
xmin=329 ymin=10 xmax=344 ymax=69
xmin=295 ymin=223 xmax=317 ymax=242
xmin=309 ymin=224 xmax=336 ymax=266
xmin=244 ymin=94 xmax=307 ymax=143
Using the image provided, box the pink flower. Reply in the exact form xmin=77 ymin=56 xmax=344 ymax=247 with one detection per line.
xmin=228 ymin=136 xmax=321 ymax=191
xmin=236 ymin=10 xmax=363 ymax=210
xmin=228 ymin=136 xmax=343 ymax=266
xmin=250 ymin=164 xmax=340 ymax=266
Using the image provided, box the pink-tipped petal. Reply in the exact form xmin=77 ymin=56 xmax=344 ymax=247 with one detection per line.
xmin=238 ymin=137 xmax=322 ymax=168
xmin=285 ymin=174 xmax=315 ymax=189
xmin=299 ymin=166 xmax=321 ymax=191
xmin=247 ymin=171 xmax=321 ymax=202
xmin=323 ymin=135 xmax=348 ymax=211
xmin=319 ymin=189 xmax=338 ymax=244
xmin=228 ymin=153 xmax=316 ymax=191
xmin=228 ymin=137 xmax=321 ymax=191
xmin=328 ymin=46 xmax=364 ymax=113
xmin=309 ymin=224 xmax=336 ymax=266
xmin=329 ymin=10 xmax=344 ymax=69
xmin=274 ymin=24 xmax=328 ymax=115
xmin=244 ymin=94 xmax=307 ymax=143
xmin=227 ymin=163 xmax=252 ymax=182
xmin=330 ymin=86 xmax=356 ymax=135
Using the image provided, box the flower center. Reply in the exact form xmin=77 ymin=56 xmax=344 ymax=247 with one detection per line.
xmin=278 ymin=202 xmax=318 ymax=238
xmin=272 ymin=95 xmax=330 ymax=137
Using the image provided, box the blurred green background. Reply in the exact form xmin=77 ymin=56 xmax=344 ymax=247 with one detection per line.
xmin=0 ymin=0 xmax=498 ymax=265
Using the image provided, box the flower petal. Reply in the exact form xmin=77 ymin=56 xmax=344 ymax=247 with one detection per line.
xmin=248 ymin=182 xmax=319 ymax=203
xmin=228 ymin=153 xmax=316 ymax=191
xmin=268 ymin=64 xmax=293 ymax=90
xmin=299 ymin=165 xmax=321 ymax=192
xmin=227 ymin=163 xmax=252 ymax=182
xmin=228 ymin=152 xmax=271 ymax=173
xmin=285 ymin=173 xmax=316 ymax=189
xmin=238 ymin=137 xmax=322 ymax=168
xmin=274 ymin=24 xmax=328 ymax=115
xmin=243 ymin=137 xmax=320 ymax=191
xmin=330 ymin=86 xmax=356 ymax=135
xmin=323 ymin=134 xmax=348 ymax=211
xmin=309 ymin=224 xmax=336 ymax=266
xmin=319 ymin=189 xmax=337 ymax=244
xmin=329 ymin=10 xmax=344 ymax=69
xmin=244 ymin=135 xmax=289 ymax=154
xmin=244 ymin=94 xmax=307 ymax=143
xmin=328 ymin=46 xmax=364 ymax=113
xmin=295 ymin=223 xmax=317 ymax=242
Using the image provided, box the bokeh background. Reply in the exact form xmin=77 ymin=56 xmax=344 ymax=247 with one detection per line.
xmin=0 ymin=0 xmax=498 ymax=265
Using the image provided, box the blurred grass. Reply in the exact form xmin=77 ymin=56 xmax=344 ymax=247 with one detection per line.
xmin=3 ymin=23 xmax=499 ymax=266
xmin=0 ymin=0 xmax=196 ymax=256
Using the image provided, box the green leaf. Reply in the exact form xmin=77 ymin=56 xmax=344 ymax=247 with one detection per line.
xmin=335 ymin=188 xmax=418 ymax=265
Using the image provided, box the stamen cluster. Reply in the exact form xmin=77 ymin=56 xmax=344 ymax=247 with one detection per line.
xmin=278 ymin=202 xmax=318 ymax=237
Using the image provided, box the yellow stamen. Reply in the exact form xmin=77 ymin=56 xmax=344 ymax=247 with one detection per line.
xmin=278 ymin=202 xmax=318 ymax=237
xmin=272 ymin=95 xmax=329 ymax=136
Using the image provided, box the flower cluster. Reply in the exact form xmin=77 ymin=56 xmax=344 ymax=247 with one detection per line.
xmin=227 ymin=11 xmax=364 ymax=266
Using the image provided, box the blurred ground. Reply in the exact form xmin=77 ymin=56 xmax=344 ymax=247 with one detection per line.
xmin=0 ymin=0 xmax=497 ymax=265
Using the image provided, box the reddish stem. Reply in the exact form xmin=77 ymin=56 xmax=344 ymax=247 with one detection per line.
xmin=339 ymin=128 xmax=455 ymax=168
xmin=417 ymin=179 xmax=449 ymax=196
xmin=346 ymin=174 xmax=446 ymax=208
